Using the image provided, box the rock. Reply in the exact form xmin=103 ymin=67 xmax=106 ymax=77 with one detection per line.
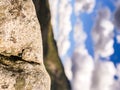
xmin=0 ymin=55 xmax=50 ymax=90
xmin=32 ymin=0 xmax=71 ymax=90
xmin=0 ymin=0 xmax=50 ymax=90
xmin=0 ymin=0 xmax=42 ymax=64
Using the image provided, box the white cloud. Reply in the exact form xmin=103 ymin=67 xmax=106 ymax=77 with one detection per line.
xmin=114 ymin=4 xmax=120 ymax=31
xmin=71 ymin=20 xmax=94 ymax=90
xmin=100 ymin=20 xmax=114 ymax=37
xmin=92 ymin=7 xmax=114 ymax=58
xmin=73 ymin=20 xmax=87 ymax=44
xmin=91 ymin=60 xmax=116 ymax=90
xmin=113 ymin=0 xmax=120 ymax=8
xmin=49 ymin=0 xmax=72 ymax=57
xmin=57 ymin=37 xmax=71 ymax=56
xmin=99 ymin=39 xmax=114 ymax=58
xmin=116 ymin=35 xmax=120 ymax=43
xmin=49 ymin=1 xmax=118 ymax=90
xmin=74 ymin=0 xmax=96 ymax=15
xmin=113 ymin=6 xmax=120 ymax=31
xmin=64 ymin=57 xmax=72 ymax=81
xmin=113 ymin=1 xmax=120 ymax=43
xmin=71 ymin=49 xmax=94 ymax=90
xmin=48 ymin=0 xmax=59 ymax=40
xmin=112 ymin=64 xmax=120 ymax=90
xmin=57 ymin=0 xmax=72 ymax=57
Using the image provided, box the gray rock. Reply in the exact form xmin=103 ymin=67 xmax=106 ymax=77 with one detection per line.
xmin=0 ymin=0 xmax=50 ymax=90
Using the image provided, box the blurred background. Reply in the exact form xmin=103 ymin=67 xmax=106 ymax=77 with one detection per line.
xmin=48 ymin=0 xmax=120 ymax=90
xmin=33 ymin=0 xmax=120 ymax=90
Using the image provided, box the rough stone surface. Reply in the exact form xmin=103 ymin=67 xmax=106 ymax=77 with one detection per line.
xmin=0 ymin=0 xmax=50 ymax=90
xmin=0 ymin=0 xmax=42 ymax=64
xmin=0 ymin=55 xmax=50 ymax=90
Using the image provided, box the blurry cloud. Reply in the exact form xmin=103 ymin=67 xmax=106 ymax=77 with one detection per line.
xmin=114 ymin=6 xmax=120 ymax=31
xmin=92 ymin=7 xmax=114 ymax=58
xmin=49 ymin=1 xmax=118 ymax=90
xmin=91 ymin=7 xmax=116 ymax=90
xmin=48 ymin=0 xmax=59 ymax=40
xmin=91 ymin=60 xmax=116 ymax=90
xmin=112 ymin=64 xmax=120 ymax=90
xmin=57 ymin=37 xmax=71 ymax=56
xmin=113 ymin=0 xmax=120 ymax=8
xmin=57 ymin=0 xmax=72 ymax=57
xmin=116 ymin=35 xmax=120 ymax=43
xmin=71 ymin=20 xmax=94 ymax=90
xmin=71 ymin=47 xmax=94 ymax=90
xmin=113 ymin=1 xmax=120 ymax=43
xmin=49 ymin=0 xmax=72 ymax=57
xmin=64 ymin=57 xmax=72 ymax=81
xmin=74 ymin=0 xmax=96 ymax=15
xmin=73 ymin=20 xmax=87 ymax=45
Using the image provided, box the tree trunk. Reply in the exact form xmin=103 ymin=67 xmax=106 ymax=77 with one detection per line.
xmin=32 ymin=0 xmax=71 ymax=90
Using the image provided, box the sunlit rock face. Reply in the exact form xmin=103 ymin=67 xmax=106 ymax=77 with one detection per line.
xmin=0 ymin=0 xmax=50 ymax=90
xmin=0 ymin=0 xmax=42 ymax=64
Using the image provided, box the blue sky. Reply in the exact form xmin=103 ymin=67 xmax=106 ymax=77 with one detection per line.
xmin=68 ymin=0 xmax=120 ymax=66
xmin=97 ymin=0 xmax=120 ymax=66
xmin=49 ymin=0 xmax=120 ymax=66
xmin=49 ymin=0 xmax=120 ymax=89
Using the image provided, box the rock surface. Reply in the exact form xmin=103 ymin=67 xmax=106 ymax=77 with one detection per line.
xmin=0 ymin=0 xmax=50 ymax=90
xmin=0 ymin=55 xmax=50 ymax=90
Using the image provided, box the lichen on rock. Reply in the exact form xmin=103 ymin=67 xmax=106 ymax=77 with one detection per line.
xmin=0 ymin=0 xmax=42 ymax=64
xmin=0 ymin=0 xmax=50 ymax=90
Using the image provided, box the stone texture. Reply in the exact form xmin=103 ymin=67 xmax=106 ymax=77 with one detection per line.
xmin=0 ymin=0 xmax=42 ymax=64
xmin=0 ymin=55 xmax=50 ymax=90
xmin=0 ymin=0 xmax=50 ymax=90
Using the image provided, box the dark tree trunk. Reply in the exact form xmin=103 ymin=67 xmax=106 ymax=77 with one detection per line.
xmin=33 ymin=0 xmax=71 ymax=90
